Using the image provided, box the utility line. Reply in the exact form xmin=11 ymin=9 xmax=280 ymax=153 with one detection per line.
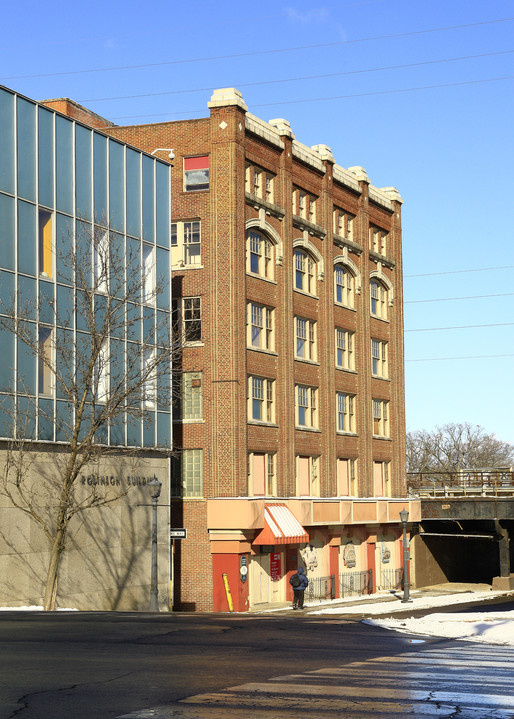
xmin=109 ymin=74 xmax=514 ymax=120
xmin=405 ymin=292 xmax=514 ymax=304
xmin=405 ymin=322 xmax=514 ymax=332
xmin=405 ymin=265 xmax=514 ymax=278
xmin=2 ymin=16 xmax=513 ymax=81
xmin=81 ymin=49 xmax=514 ymax=103
xmin=406 ymin=354 xmax=514 ymax=362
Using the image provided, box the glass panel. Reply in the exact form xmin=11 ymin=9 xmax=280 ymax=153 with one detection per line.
xmin=143 ymin=412 xmax=155 ymax=446
xmin=0 ymin=270 xmax=15 ymax=314
xmin=109 ymin=139 xmax=124 ymax=232
xmin=55 ymin=400 xmax=72 ymax=442
xmin=93 ymin=133 xmax=107 ymax=223
xmin=18 ymin=275 xmax=37 ymax=321
xmin=0 ymin=396 xmax=14 ymax=438
xmin=110 ymin=414 xmax=125 ymax=445
xmin=16 ymin=97 xmax=36 ymax=202
xmin=155 ymin=162 xmax=169 ymax=247
xmin=157 ymin=412 xmax=171 ymax=448
xmin=39 ymin=280 xmax=55 ymax=325
xmin=126 ymin=148 xmax=141 ymax=237
xmin=56 ymin=284 xmax=73 ymax=328
xmin=17 ymin=323 xmax=37 ymax=395
xmin=126 ymin=414 xmax=141 ymax=446
xmin=155 ymin=247 xmax=169 ymax=309
xmin=56 ymin=213 xmax=74 ymax=285
xmin=56 ymin=116 xmax=73 ymax=215
xmin=0 ymin=193 xmax=15 ymax=270
xmin=142 ymin=155 xmax=155 ymax=244
xmin=17 ymin=396 xmax=36 ymax=439
xmin=75 ymin=220 xmax=92 ymax=290
xmin=55 ymin=328 xmax=73 ymax=400
xmin=38 ymin=106 xmax=54 ymax=209
xmin=75 ymin=124 xmax=92 ymax=220
xmin=17 ymin=199 xmax=37 ymax=276
xmin=0 ymin=88 xmax=15 ymax=193
xmin=38 ymin=398 xmax=54 ymax=441
xmin=0 ymin=326 xmax=14 ymax=391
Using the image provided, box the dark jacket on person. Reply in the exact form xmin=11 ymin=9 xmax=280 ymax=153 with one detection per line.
xmin=289 ymin=566 xmax=309 ymax=591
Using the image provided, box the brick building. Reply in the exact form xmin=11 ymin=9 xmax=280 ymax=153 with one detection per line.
xmin=47 ymin=87 xmax=419 ymax=612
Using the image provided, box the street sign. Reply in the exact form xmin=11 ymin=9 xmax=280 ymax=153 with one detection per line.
xmin=170 ymin=528 xmax=187 ymax=539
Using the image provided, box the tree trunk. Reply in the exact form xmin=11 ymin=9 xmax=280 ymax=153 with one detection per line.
xmin=43 ymin=531 xmax=64 ymax=611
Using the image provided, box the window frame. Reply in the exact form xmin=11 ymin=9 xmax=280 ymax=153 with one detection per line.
xmin=248 ymin=451 xmax=277 ymax=497
xmin=248 ymin=375 xmax=275 ymax=423
xmin=247 ymin=230 xmax=274 ymax=280
xmin=295 ymin=384 xmax=318 ymax=429
xmin=371 ymin=339 xmax=388 ymax=378
xmin=170 ymin=220 xmax=201 ymax=267
xmin=337 ymin=392 xmax=356 ymax=433
xmin=335 ymin=328 xmax=355 ymax=370
xmin=372 ymin=398 xmax=390 ymax=437
xmin=295 ymin=316 xmax=317 ymax=362
xmin=370 ymin=279 xmax=387 ymax=319
xmin=247 ymin=302 xmax=274 ymax=352
xmin=294 ymin=248 xmax=316 ymax=295
xmin=334 ymin=264 xmax=354 ymax=308
xmin=183 ymin=156 xmax=209 ymax=192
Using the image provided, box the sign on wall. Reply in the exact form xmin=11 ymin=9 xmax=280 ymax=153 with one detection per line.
xmin=270 ymin=552 xmax=281 ymax=581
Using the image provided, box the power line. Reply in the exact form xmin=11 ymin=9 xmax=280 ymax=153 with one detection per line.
xmin=406 ymin=354 xmax=514 ymax=362
xmin=405 ymin=265 xmax=514 ymax=278
xmin=109 ymin=74 xmax=514 ymax=120
xmin=405 ymin=292 xmax=514 ymax=304
xmin=2 ymin=16 xmax=513 ymax=82
xmin=405 ymin=322 xmax=514 ymax=332
xmin=81 ymin=49 xmax=514 ymax=104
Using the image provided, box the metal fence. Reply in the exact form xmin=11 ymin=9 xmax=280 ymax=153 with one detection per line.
xmin=339 ymin=569 xmax=373 ymax=598
xmin=407 ymin=470 xmax=514 ymax=498
xmin=307 ymin=575 xmax=336 ymax=602
xmin=378 ymin=567 xmax=403 ymax=591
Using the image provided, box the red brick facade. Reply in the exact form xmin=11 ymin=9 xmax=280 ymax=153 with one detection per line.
xmin=53 ymin=88 xmax=418 ymax=612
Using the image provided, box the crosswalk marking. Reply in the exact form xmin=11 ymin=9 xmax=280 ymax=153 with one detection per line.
xmin=118 ymin=643 xmax=514 ymax=719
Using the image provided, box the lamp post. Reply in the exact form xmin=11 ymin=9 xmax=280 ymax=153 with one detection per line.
xmin=148 ymin=477 xmax=162 ymax=612
xmin=399 ymin=507 xmax=411 ymax=603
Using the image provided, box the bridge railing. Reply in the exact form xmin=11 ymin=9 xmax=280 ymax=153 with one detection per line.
xmin=407 ymin=470 xmax=514 ymax=498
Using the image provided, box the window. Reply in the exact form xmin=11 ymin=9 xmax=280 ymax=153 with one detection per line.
xmin=247 ymin=231 xmax=273 ymax=279
xmin=369 ymin=225 xmax=387 ymax=255
xmin=171 ymin=221 xmax=201 ymax=267
xmin=373 ymin=399 xmax=390 ymax=437
xmin=293 ymin=187 xmax=317 ymax=222
xmin=248 ymin=451 xmax=277 ymax=496
xmin=294 ymin=249 xmax=316 ymax=295
xmin=38 ymin=326 xmax=53 ymax=396
xmin=173 ymin=297 xmax=202 ymax=343
xmin=93 ymin=340 xmax=109 ymax=403
xmin=337 ymin=458 xmax=358 ymax=496
xmin=296 ymin=385 xmax=318 ymax=428
xmin=93 ymin=228 xmax=108 ymax=293
xmin=248 ymin=376 xmax=274 ymax=423
xmin=142 ymin=244 xmax=155 ymax=303
xmin=371 ymin=339 xmax=388 ymax=377
xmin=171 ymin=449 xmax=203 ymax=497
xmin=334 ymin=264 xmax=354 ymax=308
xmin=374 ymin=460 xmax=391 ymax=497
xmin=296 ymin=455 xmax=319 ymax=496
xmin=295 ymin=317 xmax=316 ymax=361
xmin=179 ymin=372 xmax=203 ymax=420
xmin=245 ymin=164 xmax=275 ymax=202
xmin=333 ymin=208 xmax=355 ymax=241
xmin=184 ymin=156 xmax=209 ymax=191
xmin=337 ymin=392 xmax=356 ymax=433
xmin=38 ymin=210 xmax=53 ymax=278
xmin=247 ymin=302 xmax=274 ymax=351
xmin=335 ymin=328 xmax=355 ymax=370
xmin=143 ymin=347 xmax=156 ymax=408
xmin=370 ymin=279 xmax=388 ymax=319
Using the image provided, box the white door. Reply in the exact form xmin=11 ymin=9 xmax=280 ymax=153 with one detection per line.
xmin=250 ymin=554 xmax=270 ymax=605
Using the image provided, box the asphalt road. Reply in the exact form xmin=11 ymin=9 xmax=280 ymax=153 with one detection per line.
xmin=1 ymin=598 xmax=513 ymax=719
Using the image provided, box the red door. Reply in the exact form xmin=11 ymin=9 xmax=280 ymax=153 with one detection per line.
xmin=366 ymin=542 xmax=376 ymax=593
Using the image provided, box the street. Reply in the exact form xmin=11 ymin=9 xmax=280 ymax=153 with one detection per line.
xmin=1 ymin=607 xmax=513 ymax=718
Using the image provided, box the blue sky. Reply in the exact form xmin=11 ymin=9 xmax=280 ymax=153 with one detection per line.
xmin=2 ymin=0 xmax=513 ymax=443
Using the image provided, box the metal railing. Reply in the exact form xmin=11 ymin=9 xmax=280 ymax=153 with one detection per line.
xmin=339 ymin=569 xmax=373 ymax=598
xmin=377 ymin=567 xmax=403 ymax=591
xmin=307 ymin=575 xmax=336 ymax=602
xmin=407 ymin=470 xmax=514 ymax=498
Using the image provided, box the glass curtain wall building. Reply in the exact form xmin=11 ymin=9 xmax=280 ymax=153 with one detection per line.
xmin=0 ymin=85 xmax=172 ymax=448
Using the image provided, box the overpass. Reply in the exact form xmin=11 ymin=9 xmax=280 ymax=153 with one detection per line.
xmin=407 ymin=469 xmax=514 ymax=590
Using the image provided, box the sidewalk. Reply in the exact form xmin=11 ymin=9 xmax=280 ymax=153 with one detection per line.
xmin=249 ymin=582 xmax=513 ymax=617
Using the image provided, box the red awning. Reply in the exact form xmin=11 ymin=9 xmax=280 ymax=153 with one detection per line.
xmin=253 ymin=504 xmax=309 ymax=546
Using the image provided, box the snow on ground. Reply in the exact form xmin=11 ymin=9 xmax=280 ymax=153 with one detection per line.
xmin=364 ymin=612 xmax=514 ymax=646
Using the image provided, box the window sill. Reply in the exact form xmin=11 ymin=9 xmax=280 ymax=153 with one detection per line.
xmin=336 ymin=431 xmax=358 ymax=437
xmin=371 ymin=374 xmax=390 ymax=381
xmin=294 ymin=357 xmax=319 ymax=366
xmin=183 ymin=341 xmax=205 ymax=348
xmin=336 ymin=367 xmax=357 ymax=374
xmin=173 ymin=419 xmax=205 ymax=424
xmin=172 ymin=264 xmax=204 ymax=271
xmin=247 ymin=420 xmax=279 ymax=428
xmin=295 ymin=425 xmax=321 ymax=433
xmin=293 ymin=288 xmax=319 ymax=299
xmin=334 ymin=302 xmax=356 ymax=312
xmin=372 ymin=435 xmax=393 ymax=441
xmin=246 ymin=272 xmax=277 ymax=285
xmin=247 ymin=346 xmax=278 ymax=356
xmin=370 ymin=315 xmax=390 ymax=323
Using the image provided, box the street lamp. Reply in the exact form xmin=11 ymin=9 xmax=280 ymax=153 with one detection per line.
xmin=148 ymin=477 xmax=162 ymax=612
xmin=399 ymin=507 xmax=411 ymax=603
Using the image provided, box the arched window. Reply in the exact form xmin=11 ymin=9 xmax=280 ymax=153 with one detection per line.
xmin=370 ymin=278 xmax=388 ymax=319
xmin=334 ymin=264 xmax=354 ymax=308
xmin=247 ymin=230 xmax=273 ymax=279
xmin=294 ymin=248 xmax=316 ymax=295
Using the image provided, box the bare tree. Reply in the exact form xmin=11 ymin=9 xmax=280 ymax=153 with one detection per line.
xmin=0 ymin=220 xmax=175 ymax=610
xmin=406 ymin=423 xmax=514 ymax=474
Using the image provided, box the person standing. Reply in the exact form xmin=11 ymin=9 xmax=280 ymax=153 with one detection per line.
xmin=289 ymin=566 xmax=309 ymax=609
